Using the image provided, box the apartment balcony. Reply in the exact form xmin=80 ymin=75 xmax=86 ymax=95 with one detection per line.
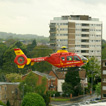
xmin=81 ymin=53 xmax=89 ymax=56
xmin=50 ymin=41 xmax=56 ymax=44
xmin=81 ymin=37 xmax=89 ymax=39
xmin=49 ymin=36 xmax=56 ymax=40
xmin=49 ymin=24 xmax=56 ymax=28
xmin=81 ymin=39 xmax=89 ymax=43
xmin=81 ymin=32 xmax=90 ymax=34
xmin=49 ymin=28 xmax=57 ymax=33
xmin=81 ymin=48 xmax=89 ymax=50
xmin=82 ymin=24 xmax=89 ymax=26
xmin=82 ymin=29 xmax=89 ymax=32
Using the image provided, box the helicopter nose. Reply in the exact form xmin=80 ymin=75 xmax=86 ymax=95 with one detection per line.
xmin=82 ymin=57 xmax=88 ymax=64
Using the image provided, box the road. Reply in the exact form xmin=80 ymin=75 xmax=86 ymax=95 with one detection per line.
xmin=51 ymin=101 xmax=106 ymax=106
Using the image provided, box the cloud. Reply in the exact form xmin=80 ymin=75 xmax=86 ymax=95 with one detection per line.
xmin=0 ymin=0 xmax=34 ymax=3
xmin=78 ymin=0 xmax=106 ymax=4
xmin=0 ymin=0 xmax=105 ymax=39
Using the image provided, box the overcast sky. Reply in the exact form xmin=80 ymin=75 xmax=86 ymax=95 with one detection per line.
xmin=0 ymin=0 xmax=106 ymax=39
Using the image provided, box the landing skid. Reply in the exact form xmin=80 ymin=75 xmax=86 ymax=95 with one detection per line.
xmin=56 ymin=67 xmax=81 ymax=72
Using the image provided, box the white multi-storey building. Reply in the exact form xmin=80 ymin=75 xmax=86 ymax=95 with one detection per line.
xmin=49 ymin=15 xmax=102 ymax=62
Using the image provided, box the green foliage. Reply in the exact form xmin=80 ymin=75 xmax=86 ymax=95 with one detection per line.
xmin=82 ymin=57 xmax=101 ymax=90
xmin=62 ymin=82 xmax=73 ymax=94
xmin=0 ymin=72 xmax=6 ymax=82
xmin=95 ymin=82 xmax=101 ymax=96
xmin=0 ymin=101 xmax=6 ymax=106
xmin=47 ymin=90 xmax=56 ymax=96
xmin=19 ymin=71 xmax=38 ymax=96
xmin=19 ymin=71 xmax=47 ymax=99
xmin=35 ymin=77 xmax=47 ymax=96
xmin=6 ymin=100 xmax=11 ymax=106
xmin=102 ymin=42 xmax=106 ymax=59
xmin=5 ymin=39 xmax=16 ymax=47
xmin=0 ymin=32 xmax=49 ymax=43
xmin=0 ymin=43 xmax=7 ymax=69
xmin=63 ymin=70 xmax=82 ymax=96
xmin=27 ymin=39 xmax=37 ymax=52
xmin=21 ymin=93 xmax=46 ymax=106
xmin=43 ymin=91 xmax=51 ymax=106
xmin=1 ymin=41 xmax=28 ymax=74
xmin=6 ymin=73 xmax=22 ymax=82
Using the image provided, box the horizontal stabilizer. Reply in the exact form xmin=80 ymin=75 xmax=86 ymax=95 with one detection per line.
xmin=27 ymin=58 xmax=31 ymax=65
xmin=31 ymin=62 xmax=35 ymax=66
xmin=18 ymin=65 xmax=25 ymax=68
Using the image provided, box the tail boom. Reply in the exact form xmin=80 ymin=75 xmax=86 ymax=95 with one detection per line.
xmin=14 ymin=48 xmax=48 ymax=68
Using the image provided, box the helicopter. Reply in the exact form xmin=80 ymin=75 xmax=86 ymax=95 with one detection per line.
xmin=14 ymin=46 xmax=88 ymax=68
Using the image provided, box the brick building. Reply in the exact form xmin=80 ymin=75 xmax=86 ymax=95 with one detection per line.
xmin=101 ymin=60 xmax=106 ymax=99
xmin=22 ymin=71 xmax=56 ymax=91
xmin=49 ymin=69 xmax=87 ymax=92
xmin=0 ymin=82 xmax=21 ymax=106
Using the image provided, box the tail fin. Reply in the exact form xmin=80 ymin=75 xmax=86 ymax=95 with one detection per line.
xmin=14 ymin=48 xmax=31 ymax=68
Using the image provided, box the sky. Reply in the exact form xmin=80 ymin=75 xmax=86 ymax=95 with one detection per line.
xmin=0 ymin=0 xmax=106 ymax=39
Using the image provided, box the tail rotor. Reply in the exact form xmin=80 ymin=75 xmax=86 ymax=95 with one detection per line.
xmin=14 ymin=48 xmax=31 ymax=68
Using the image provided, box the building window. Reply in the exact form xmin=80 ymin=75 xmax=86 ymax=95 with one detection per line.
xmin=5 ymin=87 xmax=7 ymax=91
xmin=103 ymin=86 xmax=106 ymax=90
xmin=103 ymin=78 xmax=106 ymax=83
xmin=103 ymin=62 xmax=106 ymax=67
xmin=103 ymin=94 xmax=106 ymax=98
xmin=4 ymin=95 xmax=6 ymax=99
xmin=103 ymin=70 xmax=106 ymax=75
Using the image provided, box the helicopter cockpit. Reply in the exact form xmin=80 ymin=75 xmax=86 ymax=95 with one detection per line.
xmin=77 ymin=54 xmax=88 ymax=64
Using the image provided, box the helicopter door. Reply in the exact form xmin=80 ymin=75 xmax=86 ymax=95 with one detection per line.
xmin=67 ymin=56 xmax=73 ymax=61
xmin=74 ymin=56 xmax=80 ymax=61
xmin=73 ymin=55 xmax=80 ymax=66
xmin=60 ymin=57 xmax=66 ymax=66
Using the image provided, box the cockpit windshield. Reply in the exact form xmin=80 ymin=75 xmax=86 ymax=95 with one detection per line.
xmin=77 ymin=54 xmax=88 ymax=63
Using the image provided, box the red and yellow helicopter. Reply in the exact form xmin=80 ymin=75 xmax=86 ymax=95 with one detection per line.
xmin=14 ymin=46 xmax=88 ymax=68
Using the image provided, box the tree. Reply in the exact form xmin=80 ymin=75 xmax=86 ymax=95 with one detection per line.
xmin=2 ymin=41 xmax=28 ymax=74
xmin=95 ymin=82 xmax=101 ymax=96
xmin=0 ymin=43 xmax=7 ymax=69
xmin=82 ymin=57 xmax=101 ymax=90
xmin=62 ymin=70 xmax=82 ymax=96
xmin=35 ymin=77 xmax=47 ymax=96
xmin=5 ymin=39 xmax=16 ymax=47
xmin=62 ymin=82 xmax=73 ymax=95
xmin=22 ymin=93 xmax=46 ymax=106
xmin=102 ymin=41 xmax=106 ymax=59
xmin=27 ymin=39 xmax=37 ymax=52
xmin=0 ymin=101 xmax=6 ymax=106
xmin=6 ymin=100 xmax=11 ymax=106
xmin=6 ymin=73 xmax=22 ymax=82
xmin=0 ymin=72 xmax=6 ymax=82
xmin=19 ymin=71 xmax=38 ymax=97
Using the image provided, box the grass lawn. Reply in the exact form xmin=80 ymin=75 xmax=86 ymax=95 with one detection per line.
xmin=51 ymin=97 xmax=70 ymax=102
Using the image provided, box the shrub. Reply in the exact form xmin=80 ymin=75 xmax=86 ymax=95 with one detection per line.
xmin=22 ymin=93 xmax=46 ymax=106
xmin=0 ymin=101 xmax=6 ymax=106
xmin=43 ymin=94 xmax=50 ymax=106
xmin=6 ymin=100 xmax=11 ymax=106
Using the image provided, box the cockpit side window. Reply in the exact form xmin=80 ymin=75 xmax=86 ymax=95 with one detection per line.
xmin=61 ymin=57 xmax=65 ymax=61
xmin=74 ymin=56 xmax=80 ymax=61
xmin=67 ymin=56 xmax=72 ymax=61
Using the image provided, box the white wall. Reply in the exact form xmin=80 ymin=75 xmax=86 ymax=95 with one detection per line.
xmin=57 ymin=79 xmax=64 ymax=92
